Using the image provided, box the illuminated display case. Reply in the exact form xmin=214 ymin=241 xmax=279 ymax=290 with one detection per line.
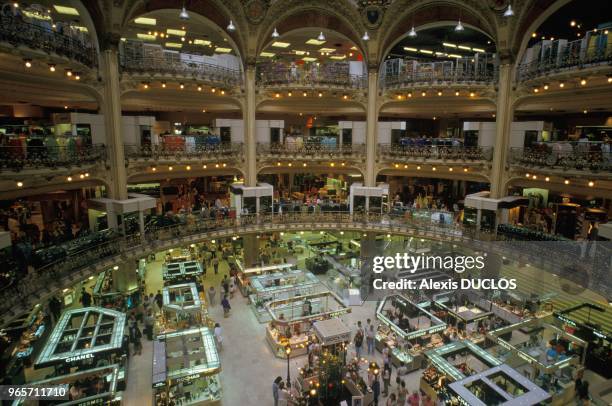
xmin=153 ymin=327 xmax=222 ymax=405
xmin=162 ymin=261 xmax=203 ymax=285
xmin=248 ymin=269 xmax=321 ymax=322
xmin=265 ymin=291 xmax=351 ymax=358
xmin=159 ymin=283 xmax=210 ymax=335
xmin=235 ymin=262 xmax=295 ymax=296
xmin=35 ymin=307 xmax=127 ymax=371
xmin=375 ymin=294 xmax=447 ymax=370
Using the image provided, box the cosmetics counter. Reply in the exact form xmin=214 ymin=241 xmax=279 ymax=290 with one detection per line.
xmin=468 ymin=290 xmax=555 ymax=325
xmin=162 ymin=261 xmax=204 ymax=286
xmin=265 ymin=291 xmax=351 ymax=359
xmin=486 ymin=318 xmax=587 ymax=405
xmin=0 ymin=304 xmax=49 ymax=385
xmin=92 ymin=269 xmax=141 ymax=310
xmin=247 ymin=269 xmax=321 ymax=322
xmin=322 ymin=253 xmax=363 ymax=306
xmin=158 ymin=283 xmax=209 ymax=335
xmin=165 ymin=248 xmax=193 ymax=263
xmin=152 ymin=327 xmax=222 ymax=405
xmin=375 ymin=295 xmax=447 ymax=370
xmin=10 ymin=364 xmax=124 ymax=406
xmin=35 ymin=307 xmax=128 ymax=371
xmin=235 ymin=262 xmax=295 ymax=297
xmin=430 ymin=296 xmax=496 ymax=346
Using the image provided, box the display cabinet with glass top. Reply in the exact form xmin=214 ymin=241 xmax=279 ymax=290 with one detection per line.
xmin=35 ymin=307 xmax=128 ymax=374
xmin=11 ymin=364 xmax=124 ymax=406
xmin=248 ymin=269 xmax=321 ymax=322
xmin=235 ymin=261 xmax=295 ymax=296
xmin=159 ymin=283 xmax=209 ymax=334
xmin=162 ymin=260 xmax=203 ymax=286
xmin=153 ymin=327 xmax=222 ymax=405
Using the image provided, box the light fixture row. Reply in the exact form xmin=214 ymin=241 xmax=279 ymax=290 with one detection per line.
xmin=396 ymin=90 xmax=477 ymax=99
xmin=141 ymin=81 xmax=226 ymax=94
xmin=273 ymin=91 xmax=351 ymax=99
xmin=533 ymin=75 xmax=612 ymax=93
xmin=150 ymin=163 xmax=228 ymax=172
xmin=524 ymin=173 xmax=595 ymax=187
xmin=24 ymin=59 xmax=82 ymax=80
xmin=393 ymin=164 xmax=470 ymax=172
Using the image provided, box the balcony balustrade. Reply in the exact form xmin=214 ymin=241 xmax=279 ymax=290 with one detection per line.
xmin=124 ymin=142 xmax=243 ymax=161
xmin=378 ymin=143 xmax=493 ymax=162
xmin=0 ymin=144 xmax=106 ymax=172
xmin=516 ymin=31 xmax=612 ymax=82
xmin=1 ymin=211 xmax=608 ymax=326
xmin=0 ymin=14 xmax=96 ymax=67
xmin=120 ymin=54 xmax=242 ymax=87
xmin=256 ymin=63 xmax=366 ymax=89
xmin=380 ymin=57 xmax=497 ymax=89
xmin=509 ymin=147 xmax=611 ymax=172
xmin=257 ymin=143 xmax=365 ymax=159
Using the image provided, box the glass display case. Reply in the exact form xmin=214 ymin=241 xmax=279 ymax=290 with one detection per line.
xmin=235 ymin=262 xmax=295 ymax=296
xmin=248 ymin=269 xmax=321 ymax=322
xmin=158 ymin=283 xmax=209 ymax=335
xmin=35 ymin=307 xmax=128 ymax=372
xmin=376 ymin=294 xmax=447 ymax=370
xmin=265 ymin=291 xmax=351 ymax=359
xmin=153 ymin=327 xmax=221 ymax=405
xmin=321 ymin=254 xmax=364 ymax=306
xmin=162 ymin=261 xmax=203 ymax=286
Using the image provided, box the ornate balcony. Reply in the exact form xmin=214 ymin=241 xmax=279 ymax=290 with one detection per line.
xmin=516 ymin=33 xmax=612 ymax=83
xmin=257 ymin=143 xmax=365 ymax=160
xmin=120 ymin=54 xmax=242 ymax=87
xmin=1 ymin=211 xmax=608 ymax=327
xmin=124 ymin=142 xmax=243 ymax=164
xmin=0 ymin=144 xmax=107 ymax=173
xmin=380 ymin=57 xmax=497 ymax=89
xmin=509 ymin=147 xmax=611 ymax=173
xmin=256 ymin=63 xmax=366 ymax=90
xmin=0 ymin=14 xmax=97 ymax=67
xmin=378 ymin=144 xmax=494 ymax=163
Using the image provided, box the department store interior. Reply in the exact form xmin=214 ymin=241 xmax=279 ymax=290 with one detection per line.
xmin=0 ymin=0 xmax=611 ymax=405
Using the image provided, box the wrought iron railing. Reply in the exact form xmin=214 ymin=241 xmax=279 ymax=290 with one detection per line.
xmin=516 ymin=31 xmax=612 ymax=82
xmin=256 ymin=64 xmax=366 ymax=89
xmin=380 ymin=57 xmax=497 ymax=88
xmin=124 ymin=142 xmax=243 ymax=161
xmin=120 ymin=54 xmax=242 ymax=86
xmin=0 ymin=14 xmax=97 ymax=67
xmin=1 ymin=211 xmax=609 ymax=325
xmin=257 ymin=142 xmax=366 ymax=157
xmin=0 ymin=144 xmax=106 ymax=172
xmin=378 ymin=144 xmax=494 ymax=161
xmin=509 ymin=147 xmax=611 ymax=172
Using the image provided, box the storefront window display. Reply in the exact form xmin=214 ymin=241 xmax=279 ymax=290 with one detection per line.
xmin=162 ymin=260 xmax=203 ymax=286
xmin=11 ymin=364 xmax=123 ymax=406
xmin=375 ymin=295 xmax=447 ymax=370
xmin=447 ymin=364 xmax=551 ymax=406
xmin=152 ymin=327 xmax=221 ymax=405
xmin=35 ymin=307 xmax=128 ymax=374
xmin=247 ymin=268 xmax=322 ymax=322
xmin=266 ymin=291 xmax=351 ymax=359
xmin=0 ymin=304 xmax=49 ymax=385
xmin=158 ymin=283 xmax=209 ymax=335
xmin=487 ymin=318 xmax=587 ymax=404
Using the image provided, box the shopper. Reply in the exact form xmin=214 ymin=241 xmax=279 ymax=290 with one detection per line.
xmin=144 ymin=310 xmax=154 ymax=341
xmin=422 ymin=394 xmax=434 ymax=406
xmin=80 ymin=287 xmax=91 ymax=307
xmin=577 ymin=380 xmax=590 ymax=406
xmin=221 ymin=295 xmax=231 ymax=317
xmin=354 ymin=326 xmax=364 ymax=359
xmin=222 ymin=275 xmax=229 ymax=296
xmin=272 ymin=376 xmax=282 ymax=406
xmin=208 ymin=286 xmax=217 ymax=306
xmin=385 ymin=393 xmax=397 ymax=406
xmin=129 ymin=323 xmax=142 ymax=356
xmin=212 ymin=257 xmax=219 ymax=274
xmin=366 ymin=324 xmax=375 ymax=355
xmin=155 ymin=290 xmax=163 ymax=309
xmin=372 ymin=375 xmax=381 ymax=406
xmin=397 ymin=361 xmax=409 ymax=377
xmin=48 ymin=296 xmax=62 ymax=324
xmin=382 ymin=364 xmax=391 ymax=396
xmin=382 ymin=343 xmax=390 ymax=368
xmin=397 ymin=381 xmax=408 ymax=405
xmin=214 ymin=322 xmax=223 ymax=350
xmin=407 ymin=390 xmax=420 ymax=406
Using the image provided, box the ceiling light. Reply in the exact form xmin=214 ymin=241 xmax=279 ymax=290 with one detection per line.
xmin=318 ymin=92 xmax=323 ymax=97
xmin=469 ymin=92 xmax=475 ymax=97
xmin=24 ymin=59 xmax=31 ymax=68
xmin=53 ymin=5 xmax=79 ymax=15
xmin=65 ymin=69 xmax=72 ymax=77
xmin=407 ymin=92 xmax=412 ymax=98
xmin=362 ymin=31 xmax=370 ymax=41
xmin=179 ymin=5 xmax=189 ymax=20
xmin=272 ymin=41 xmax=290 ymax=48
xmin=16 ymin=181 xmax=23 ymax=187
xmin=503 ymin=4 xmax=514 ymax=17
xmin=457 ymin=45 xmax=471 ymax=51
xmin=408 ymin=26 xmax=417 ymax=37
xmin=197 ymin=85 xmax=202 ymax=91
xmin=165 ymin=42 xmax=183 ymax=48
xmin=214 ymin=47 xmax=232 ymax=53
xmin=227 ymin=20 xmax=236 ymax=32
xmin=580 ymin=78 xmax=586 ymax=85
xmin=570 ymin=20 xmax=576 ymax=27
xmin=302 ymin=57 xmax=316 ymax=62
xmin=330 ymin=55 xmax=346 ymax=60
xmin=319 ymin=47 xmax=335 ymax=52
xmin=167 ymin=28 xmax=187 ymax=36
xmin=472 ymin=48 xmax=485 ymax=53
xmin=293 ymin=50 xmax=306 ymax=55
xmin=220 ymin=90 xmax=225 ymax=95
xmin=260 ymin=52 xmax=275 ymax=57
xmin=64 ymin=105 xmax=68 ymax=109
xmin=559 ymin=82 xmax=565 ymax=88
xmin=318 ymin=32 xmax=326 ymax=41
xmin=67 ymin=176 xmax=72 ymax=181
xmin=455 ymin=91 xmax=460 ymax=96
xmin=137 ymin=33 xmax=156 ymax=40
xmin=607 ymin=76 xmax=612 ymax=83
xmin=437 ymin=91 xmax=442 ymax=96
xmin=564 ymin=179 xmax=570 ymax=185
xmin=135 ymin=17 xmax=156 ymax=26
xmin=463 ymin=167 xmax=468 ymax=172
xmin=48 ymin=64 xmax=55 ymax=72
xmin=202 ymin=108 xmax=206 ymax=113
xmin=442 ymin=43 xmax=457 ymax=48
xmin=545 ymin=177 xmax=549 ymax=182
xmin=432 ymin=166 xmax=437 ymax=171
xmin=543 ymin=84 xmax=549 ymax=90
xmin=583 ymin=109 xmax=588 ymax=114
xmin=211 ymin=88 xmax=216 ymax=93
xmin=455 ymin=20 xmax=464 ymax=31
xmin=275 ymin=92 xmax=280 ymax=98
xmin=272 ymin=27 xmax=280 ymax=38
xmin=143 ymin=82 xmax=148 ymax=89
xmin=288 ymin=91 xmax=292 ymax=96
xmin=162 ymin=82 xmax=166 ymax=88
xmin=421 ymin=91 xmax=426 ymax=96
xmin=169 ymin=166 xmax=173 ymax=171
xmin=403 ymin=47 xmax=418 ymax=52
xmin=306 ymin=38 xmax=325 ymax=45
xmin=193 ymin=39 xmax=211 ymax=46
xmin=532 ymin=175 xmax=537 ymax=179
xmin=180 ymin=83 xmax=184 ymax=89
xmin=588 ymin=181 xmax=594 ymax=187
xmin=419 ymin=49 xmax=433 ymax=54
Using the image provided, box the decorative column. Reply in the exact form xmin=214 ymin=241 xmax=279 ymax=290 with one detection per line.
xmin=99 ymin=43 xmax=128 ymax=200
xmin=111 ymin=261 xmax=138 ymax=295
xmin=490 ymin=61 xmax=515 ymax=198
xmin=365 ymin=67 xmax=379 ymax=187
xmin=243 ymin=61 xmax=257 ymax=187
